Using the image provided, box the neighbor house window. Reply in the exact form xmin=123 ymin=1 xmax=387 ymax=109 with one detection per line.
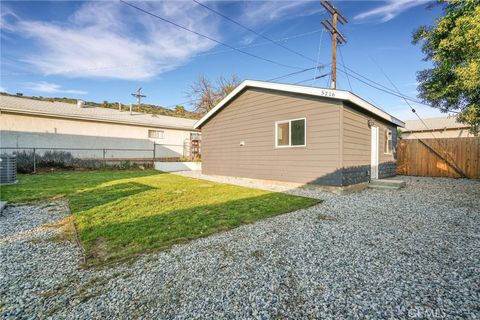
xmin=384 ymin=129 xmax=393 ymax=154
xmin=275 ymin=118 xmax=306 ymax=147
xmin=149 ymin=130 xmax=165 ymax=139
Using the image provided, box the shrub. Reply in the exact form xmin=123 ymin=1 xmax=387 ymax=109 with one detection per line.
xmin=11 ymin=150 xmax=155 ymax=173
xmin=38 ymin=151 xmax=75 ymax=168
xmin=15 ymin=151 xmax=35 ymax=173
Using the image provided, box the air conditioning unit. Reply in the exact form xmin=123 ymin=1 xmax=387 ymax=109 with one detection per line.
xmin=0 ymin=154 xmax=17 ymax=185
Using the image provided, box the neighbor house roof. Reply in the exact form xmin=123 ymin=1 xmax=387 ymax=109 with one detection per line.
xmin=0 ymin=95 xmax=197 ymax=130
xmin=194 ymin=80 xmax=405 ymax=129
xmin=401 ymin=116 xmax=469 ymax=132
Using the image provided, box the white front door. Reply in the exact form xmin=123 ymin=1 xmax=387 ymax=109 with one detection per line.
xmin=371 ymin=126 xmax=379 ymax=180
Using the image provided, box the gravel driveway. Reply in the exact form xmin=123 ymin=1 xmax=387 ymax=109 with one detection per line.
xmin=1 ymin=176 xmax=479 ymax=319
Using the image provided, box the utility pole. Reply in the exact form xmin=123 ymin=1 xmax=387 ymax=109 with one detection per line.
xmin=131 ymin=88 xmax=146 ymax=112
xmin=321 ymin=0 xmax=347 ymax=89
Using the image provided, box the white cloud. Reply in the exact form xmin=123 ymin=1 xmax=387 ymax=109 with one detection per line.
xmin=2 ymin=1 xmax=323 ymax=80
xmin=0 ymin=86 xmax=7 ymax=92
xmin=24 ymin=81 xmax=87 ymax=95
xmin=354 ymin=0 xmax=428 ymax=23
xmin=238 ymin=1 xmax=322 ymax=27
xmin=3 ymin=1 xmax=221 ymax=80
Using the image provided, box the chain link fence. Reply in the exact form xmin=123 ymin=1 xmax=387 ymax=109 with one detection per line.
xmin=0 ymin=143 xmax=198 ymax=173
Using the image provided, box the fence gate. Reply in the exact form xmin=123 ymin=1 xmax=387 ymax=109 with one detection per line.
xmin=396 ymin=137 xmax=480 ymax=179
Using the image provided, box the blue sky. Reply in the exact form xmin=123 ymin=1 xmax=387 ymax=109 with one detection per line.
xmin=1 ymin=0 xmax=449 ymax=120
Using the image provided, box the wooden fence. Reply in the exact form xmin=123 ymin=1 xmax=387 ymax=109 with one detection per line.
xmin=396 ymin=137 xmax=480 ymax=179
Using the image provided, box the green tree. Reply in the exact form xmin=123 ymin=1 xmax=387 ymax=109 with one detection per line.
xmin=397 ymin=128 xmax=403 ymax=140
xmin=174 ymin=105 xmax=186 ymax=116
xmin=413 ymin=0 xmax=480 ymax=135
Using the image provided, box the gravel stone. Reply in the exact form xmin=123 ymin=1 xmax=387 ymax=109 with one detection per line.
xmin=1 ymin=176 xmax=479 ymax=319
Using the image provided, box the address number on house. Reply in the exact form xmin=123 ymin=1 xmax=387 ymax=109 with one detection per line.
xmin=319 ymin=90 xmax=335 ymax=97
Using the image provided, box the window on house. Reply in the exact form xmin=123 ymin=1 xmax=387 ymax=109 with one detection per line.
xmin=276 ymin=118 xmax=306 ymax=147
xmin=384 ymin=129 xmax=393 ymax=154
xmin=148 ymin=130 xmax=165 ymax=139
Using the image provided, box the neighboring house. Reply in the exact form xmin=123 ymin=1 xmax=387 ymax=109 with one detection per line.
xmin=0 ymin=95 xmax=198 ymax=159
xmin=401 ymin=116 xmax=473 ymax=139
xmin=194 ymin=80 xmax=405 ymax=186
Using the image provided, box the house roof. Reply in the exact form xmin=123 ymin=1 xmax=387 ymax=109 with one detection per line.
xmin=402 ymin=116 xmax=469 ymax=132
xmin=0 ymin=95 xmax=197 ymax=130
xmin=194 ymin=80 xmax=405 ymax=129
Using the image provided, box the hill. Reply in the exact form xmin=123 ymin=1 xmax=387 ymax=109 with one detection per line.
xmin=0 ymin=92 xmax=201 ymax=120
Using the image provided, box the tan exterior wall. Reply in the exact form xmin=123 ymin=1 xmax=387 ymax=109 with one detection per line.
xmin=201 ymin=88 xmax=343 ymax=185
xmin=402 ymin=128 xmax=473 ymax=139
xmin=342 ymin=104 xmax=396 ymax=167
xmin=200 ymin=89 xmax=399 ymax=185
xmin=0 ymin=112 xmax=193 ymax=158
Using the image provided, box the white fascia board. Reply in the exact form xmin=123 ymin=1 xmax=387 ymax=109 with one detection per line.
xmin=194 ymin=80 xmax=405 ymax=128
xmin=346 ymin=92 xmax=405 ymax=127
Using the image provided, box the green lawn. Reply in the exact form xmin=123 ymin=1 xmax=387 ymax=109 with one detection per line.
xmin=1 ymin=170 xmax=317 ymax=265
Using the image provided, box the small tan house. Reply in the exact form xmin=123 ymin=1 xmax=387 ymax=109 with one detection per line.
xmin=194 ymin=80 xmax=405 ymax=186
xmin=401 ymin=116 xmax=473 ymax=139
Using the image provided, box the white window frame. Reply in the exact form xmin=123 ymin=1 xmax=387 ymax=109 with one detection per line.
xmin=384 ymin=128 xmax=393 ymax=154
xmin=148 ymin=130 xmax=165 ymax=139
xmin=275 ymin=117 xmax=307 ymax=148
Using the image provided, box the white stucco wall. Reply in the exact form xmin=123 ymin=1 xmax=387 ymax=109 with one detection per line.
xmin=154 ymin=162 xmax=201 ymax=172
xmin=0 ymin=112 xmax=194 ymax=159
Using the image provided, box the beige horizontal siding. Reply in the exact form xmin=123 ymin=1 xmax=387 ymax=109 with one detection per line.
xmin=342 ymin=104 xmax=396 ymax=168
xmin=202 ymin=88 xmax=342 ymax=184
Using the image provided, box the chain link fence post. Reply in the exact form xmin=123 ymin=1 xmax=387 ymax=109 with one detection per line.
xmin=33 ymin=148 xmax=37 ymax=174
xmin=102 ymin=149 xmax=106 ymax=169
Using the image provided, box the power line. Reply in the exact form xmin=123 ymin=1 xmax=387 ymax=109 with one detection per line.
xmin=295 ymin=73 xmax=329 ymax=85
xmin=369 ymin=57 xmax=464 ymax=175
xmin=313 ymin=30 xmax=326 ymax=85
xmin=368 ymin=57 xmax=443 ymax=140
xmin=267 ymin=64 xmax=330 ymax=82
xmin=337 ymin=63 xmax=453 ymax=111
xmin=2 ymin=30 xmax=322 ymax=77
xmin=320 ymin=0 xmax=348 ymax=89
xmin=338 ymin=47 xmax=352 ymax=91
xmin=336 ymin=67 xmax=458 ymax=113
xmin=166 ymin=99 xmax=200 ymax=109
xmin=327 ymin=67 xmax=332 ymax=88
xmin=192 ymin=0 xmax=316 ymax=63
xmin=340 ymin=63 xmax=420 ymax=100
xmin=366 ymin=96 xmax=386 ymax=112
xmin=120 ymin=0 xmax=303 ymax=70
xmin=200 ymin=29 xmax=322 ymax=57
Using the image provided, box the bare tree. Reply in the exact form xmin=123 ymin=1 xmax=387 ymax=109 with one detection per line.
xmin=187 ymin=74 xmax=241 ymax=115
xmin=187 ymin=75 xmax=217 ymax=115
xmin=216 ymin=74 xmax=240 ymax=99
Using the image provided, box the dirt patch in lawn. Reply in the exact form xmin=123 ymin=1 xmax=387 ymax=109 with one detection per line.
xmin=43 ymin=216 xmax=77 ymax=243
xmin=89 ymin=237 xmax=109 ymax=261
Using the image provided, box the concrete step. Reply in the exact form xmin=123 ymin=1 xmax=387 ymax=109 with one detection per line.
xmin=368 ymin=179 xmax=405 ymax=190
